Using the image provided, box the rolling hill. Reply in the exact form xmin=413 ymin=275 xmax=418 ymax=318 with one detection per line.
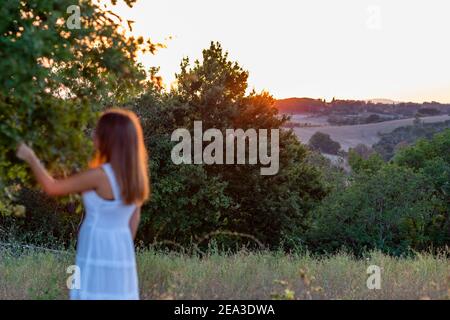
xmin=291 ymin=115 xmax=450 ymax=150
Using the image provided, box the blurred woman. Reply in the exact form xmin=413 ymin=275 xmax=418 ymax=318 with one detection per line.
xmin=16 ymin=109 xmax=150 ymax=300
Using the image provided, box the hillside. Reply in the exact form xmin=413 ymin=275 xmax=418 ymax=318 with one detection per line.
xmin=291 ymin=115 xmax=450 ymax=150
xmin=275 ymin=98 xmax=450 ymax=120
xmin=274 ymin=97 xmax=327 ymax=113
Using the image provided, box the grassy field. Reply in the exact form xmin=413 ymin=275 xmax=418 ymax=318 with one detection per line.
xmin=292 ymin=115 xmax=450 ymax=150
xmin=0 ymin=248 xmax=448 ymax=300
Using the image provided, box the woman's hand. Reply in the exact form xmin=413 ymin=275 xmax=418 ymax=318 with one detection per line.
xmin=15 ymin=142 xmax=101 ymax=197
xmin=16 ymin=143 xmax=36 ymax=163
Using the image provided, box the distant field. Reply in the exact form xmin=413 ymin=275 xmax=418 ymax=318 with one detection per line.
xmin=291 ymin=115 xmax=450 ymax=150
xmin=289 ymin=114 xmax=329 ymax=126
xmin=0 ymin=248 xmax=448 ymax=300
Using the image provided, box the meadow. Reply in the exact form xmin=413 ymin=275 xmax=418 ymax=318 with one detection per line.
xmin=1 ymin=246 xmax=448 ymax=300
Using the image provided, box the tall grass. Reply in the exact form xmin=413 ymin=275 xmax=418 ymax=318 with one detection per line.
xmin=0 ymin=247 xmax=448 ymax=300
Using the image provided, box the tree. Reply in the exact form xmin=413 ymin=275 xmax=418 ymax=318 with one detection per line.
xmin=131 ymin=42 xmax=327 ymax=249
xmin=309 ymin=129 xmax=450 ymax=255
xmin=349 ymin=144 xmax=376 ymax=160
xmin=373 ymin=120 xmax=450 ymax=161
xmin=348 ymin=149 xmax=384 ymax=175
xmin=0 ymin=0 xmax=158 ymax=214
xmin=417 ymin=108 xmax=440 ymax=116
xmin=364 ymin=114 xmax=381 ymax=124
xmin=394 ymin=129 xmax=450 ymax=170
xmin=308 ymin=132 xmax=341 ymax=155
xmin=126 ymin=87 xmax=233 ymax=247
xmin=394 ymin=130 xmax=450 ymax=246
xmin=308 ymin=164 xmax=444 ymax=255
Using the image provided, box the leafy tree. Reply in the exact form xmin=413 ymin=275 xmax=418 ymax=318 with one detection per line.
xmin=373 ymin=120 xmax=450 ymax=161
xmin=0 ymin=0 xmax=157 ymax=214
xmin=305 ymin=150 xmax=347 ymax=195
xmin=348 ymin=150 xmax=384 ymax=175
xmin=309 ymin=129 xmax=450 ymax=255
xmin=364 ymin=114 xmax=381 ymax=124
xmin=308 ymin=131 xmax=341 ymax=155
xmin=131 ymin=42 xmax=327 ymax=249
xmin=127 ymin=87 xmax=233 ymax=247
xmin=394 ymin=130 xmax=450 ymax=245
xmin=394 ymin=129 xmax=450 ymax=170
xmin=308 ymin=164 xmax=444 ymax=255
xmin=349 ymin=144 xmax=376 ymax=159
xmin=417 ymin=108 xmax=440 ymax=116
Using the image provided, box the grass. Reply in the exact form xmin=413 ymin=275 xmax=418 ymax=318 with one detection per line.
xmin=0 ymin=247 xmax=448 ymax=300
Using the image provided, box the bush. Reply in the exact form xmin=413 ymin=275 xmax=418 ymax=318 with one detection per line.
xmin=0 ymin=188 xmax=80 ymax=247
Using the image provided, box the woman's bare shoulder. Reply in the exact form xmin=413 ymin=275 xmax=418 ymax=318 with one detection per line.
xmin=73 ymin=167 xmax=107 ymax=184
xmin=84 ymin=167 xmax=109 ymax=180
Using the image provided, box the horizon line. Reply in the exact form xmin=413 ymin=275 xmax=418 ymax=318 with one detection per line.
xmin=273 ymin=96 xmax=450 ymax=105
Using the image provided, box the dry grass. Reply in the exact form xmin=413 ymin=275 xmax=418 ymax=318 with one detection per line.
xmin=292 ymin=115 xmax=450 ymax=150
xmin=0 ymin=248 xmax=448 ymax=300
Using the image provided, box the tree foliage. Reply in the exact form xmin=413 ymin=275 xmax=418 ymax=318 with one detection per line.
xmin=0 ymin=0 xmax=155 ymax=213
xmin=130 ymin=42 xmax=327 ymax=249
xmin=308 ymin=131 xmax=341 ymax=155
xmin=309 ymin=129 xmax=450 ymax=255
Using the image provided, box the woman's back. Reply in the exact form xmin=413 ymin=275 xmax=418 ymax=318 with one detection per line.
xmin=16 ymin=109 xmax=148 ymax=300
xmin=70 ymin=163 xmax=139 ymax=300
xmin=81 ymin=163 xmax=136 ymax=229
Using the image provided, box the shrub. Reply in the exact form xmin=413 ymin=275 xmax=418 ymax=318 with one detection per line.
xmin=0 ymin=188 xmax=79 ymax=247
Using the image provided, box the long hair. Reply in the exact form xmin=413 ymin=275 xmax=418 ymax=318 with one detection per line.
xmin=90 ymin=109 xmax=149 ymax=205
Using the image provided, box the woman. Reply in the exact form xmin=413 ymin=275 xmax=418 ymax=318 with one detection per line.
xmin=16 ymin=109 xmax=149 ymax=300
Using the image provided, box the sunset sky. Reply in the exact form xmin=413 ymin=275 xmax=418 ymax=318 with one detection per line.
xmin=110 ymin=0 xmax=450 ymax=103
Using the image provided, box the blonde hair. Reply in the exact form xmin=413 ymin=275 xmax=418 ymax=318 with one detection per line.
xmin=90 ymin=109 xmax=149 ymax=205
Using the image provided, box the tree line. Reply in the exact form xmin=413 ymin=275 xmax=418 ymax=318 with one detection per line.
xmin=1 ymin=0 xmax=448 ymax=256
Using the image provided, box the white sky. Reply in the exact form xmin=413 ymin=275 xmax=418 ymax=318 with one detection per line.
xmin=110 ymin=0 xmax=450 ymax=103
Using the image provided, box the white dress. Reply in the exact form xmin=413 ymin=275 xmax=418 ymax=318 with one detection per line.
xmin=70 ymin=163 xmax=139 ymax=300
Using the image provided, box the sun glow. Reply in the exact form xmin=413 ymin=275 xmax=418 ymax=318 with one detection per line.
xmin=109 ymin=0 xmax=450 ymax=103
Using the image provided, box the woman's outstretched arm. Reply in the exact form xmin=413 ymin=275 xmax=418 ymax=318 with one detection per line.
xmin=16 ymin=143 xmax=101 ymax=197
